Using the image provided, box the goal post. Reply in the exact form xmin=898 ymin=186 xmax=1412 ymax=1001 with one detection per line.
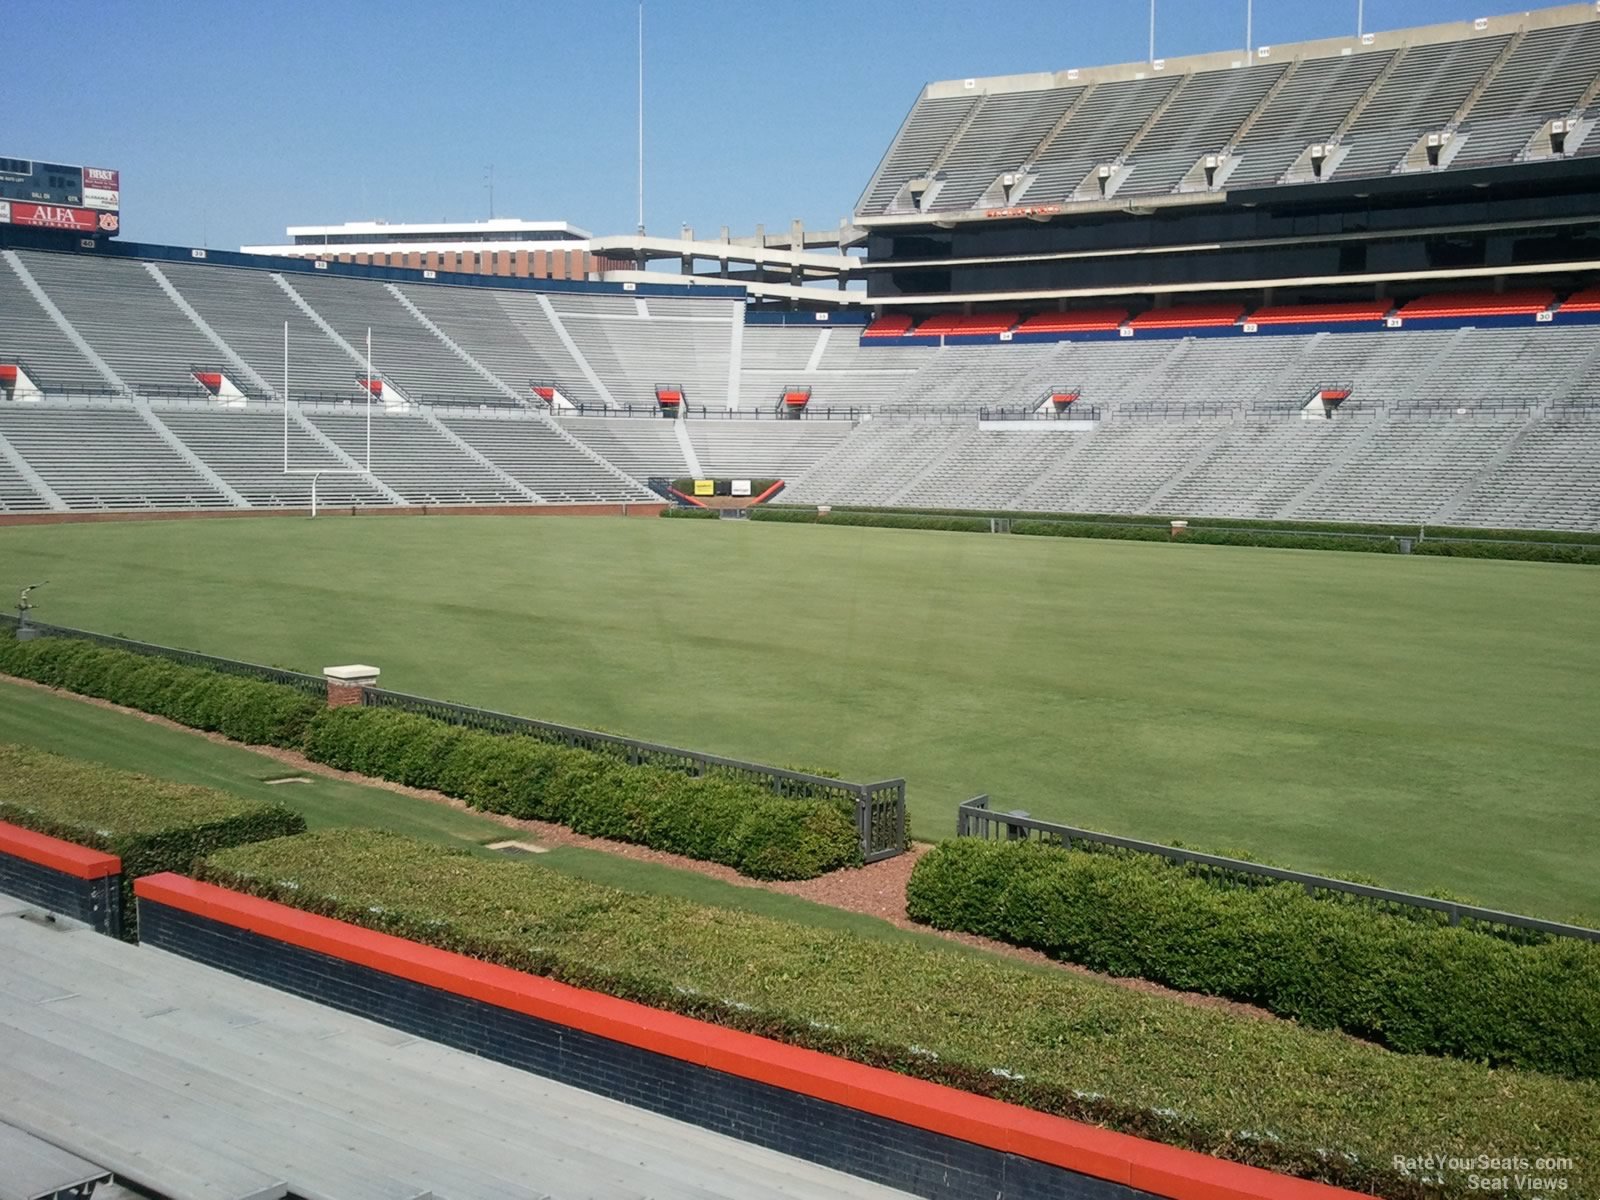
xmin=279 ymin=321 xmax=375 ymax=517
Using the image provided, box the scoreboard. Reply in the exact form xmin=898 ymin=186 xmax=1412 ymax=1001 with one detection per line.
xmin=0 ymin=157 xmax=120 ymax=237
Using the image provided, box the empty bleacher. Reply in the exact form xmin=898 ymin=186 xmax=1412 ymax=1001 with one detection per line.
xmin=1023 ymin=75 xmax=1182 ymax=204
xmin=1289 ymin=416 xmax=1527 ymax=523
xmin=2 ymin=242 xmax=1599 ymax=530
xmin=158 ymin=261 xmax=358 ymax=397
xmin=303 ymin=408 xmax=526 ymax=505
xmin=687 ymin=421 xmax=854 ymax=479
xmin=282 ymin=274 xmax=507 ymax=402
xmin=551 ymin=293 xmax=738 ymax=409
xmin=1449 ymin=420 xmax=1600 ymax=529
xmin=859 ymin=9 xmax=1600 ymax=217
xmin=0 ymin=403 xmax=232 ymax=510
xmin=0 ymin=254 xmax=103 ymax=388
xmin=154 ymin=404 xmax=389 ymax=508
xmin=1227 ymin=49 xmax=1397 ymax=188
xmin=1118 ymin=62 xmax=1288 ymax=197
xmin=559 ymin=415 xmax=687 ymax=481
xmin=926 ymin=87 xmax=1087 ymax=212
xmin=0 ymin=453 xmax=51 ymax=513
xmin=860 ymin=94 xmax=982 ymax=214
xmin=16 ymin=252 xmax=219 ymax=395
xmin=1452 ymin=22 xmax=1600 ymax=168
xmin=1336 ymin=33 xmax=1513 ymax=179
xmin=0 ymin=897 xmax=903 ymax=1200
xmin=404 ymin=285 xmax=607 ymax=407
xmin=440 ymin=411 xmax=655 ymax=503
xmin=782 ymin=422 xmax=976 ymax=507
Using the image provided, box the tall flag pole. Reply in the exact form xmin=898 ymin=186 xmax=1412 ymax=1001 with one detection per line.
xmin=637 ymin=1 xmax=646 ymax=236
xmin=1149 ymin=0 xmax=1157 ymax=61
xmin=282 ymin=321 xmax=289 ymax=473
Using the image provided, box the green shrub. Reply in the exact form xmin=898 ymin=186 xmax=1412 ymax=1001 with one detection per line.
xmin=755 ymin=505 xmax=1595 ymax=562
xmin=198 ymin=829 xmax=1600 ymax=1199
xmin=751 ymin=508 xmax=991 ymax=533
xmin=0 ymin=635 xmax=319 ymax=748
xmin=1411 ymin=539 xmax=1600 ymax=564
xmin=660 ymin=506 xmax=721 ymax=519
xmin=301 ymin=706 xmax=859 ymax=879
xmin=906 ymin=839 xmax=1600 ymax=1079
xmin=0 ymin=743 xmax=305 ymax=939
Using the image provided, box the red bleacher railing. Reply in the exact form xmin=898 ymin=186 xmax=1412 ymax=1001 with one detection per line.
xmin=1396 ymin=289 xmax=1555 ymax=318
xmin=1247 ymin=300 xmax=1392 ymax=325
xmin=1127 ymin=303 xmax=1247 ymax=330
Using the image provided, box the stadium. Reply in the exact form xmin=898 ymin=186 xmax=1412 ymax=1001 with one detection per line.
xmin=0 ymin=4 xmax=1598 ymax=1200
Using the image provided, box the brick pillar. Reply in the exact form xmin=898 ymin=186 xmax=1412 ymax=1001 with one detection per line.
xmin=323 ymin=664 xmax=380 ymax=709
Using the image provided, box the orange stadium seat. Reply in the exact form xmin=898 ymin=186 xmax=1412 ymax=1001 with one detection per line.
xmin=862 ymin=314 xmax=915 ymax=337
xmin=1128 ymin=303 xmax=1247 ymax=330
xmin=1397 ymin=289 xmax=1555 ymax=318
xmin=1247 ymin=300 xmax=1393 ymax=324
xmin=1557 ymin=287 xmax=1600 ymax=312
xmin=1017 ymin=308 xmax=1130 ymax=332
xmin=913 ymin=312 xmax=1019 ymax=336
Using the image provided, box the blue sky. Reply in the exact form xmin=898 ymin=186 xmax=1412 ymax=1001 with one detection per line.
xmin=3 ymin=0 xmax=1559 ymax=249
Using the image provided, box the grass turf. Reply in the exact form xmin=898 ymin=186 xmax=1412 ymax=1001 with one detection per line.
xmin=2 ymin=514 xmax=1596 ymax=920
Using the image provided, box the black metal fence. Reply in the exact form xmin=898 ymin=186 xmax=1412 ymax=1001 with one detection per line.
xmin=0 ymin=614 xmax=328 ymax=697
xmin=362 ymin=688 xmax=906 ymax=863
xmin=956 ymin=795 xmax=1600 ymax=943
xmin=0 ymin=615 xmax=908 ymax=863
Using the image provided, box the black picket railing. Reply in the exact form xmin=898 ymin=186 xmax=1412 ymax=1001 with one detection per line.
xmin=0 ymin=614 xmax=329 ymax=696
xmin=956 ymin=795 xmax=1600 ymax=943
xmin=361 ymin=688 xmax=907 ymax=863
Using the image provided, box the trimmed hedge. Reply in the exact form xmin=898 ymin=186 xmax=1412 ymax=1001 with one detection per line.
xmin=660 ymin=506 xmax=721 ymax=519
xmin=0 ymin=743 xmax=304 ymax=938
xmin=752 ymin=508 xmax=991 ymax=533
xmin=199 ymin=830 xmax=1600 ymax=1200
xmin=906 ymin=839 xmax=1600 ymax=1080
xmin=0 ymin=635 xmax=320 ymax=748
xmin=301 ymin=706 xmax=859 ymax=880
xmin=1412 ymin=538 xmax=1600 ymax=565
xmin=758 ymin=505 xmax=1597 ymax=562
xmin=753 ymin=507 xmax=1397 ymax=551
xmin=1011 ymin=519 xmax=1398 ymax=554
xmin=773 ymin=504 xmax=1600 ymax=545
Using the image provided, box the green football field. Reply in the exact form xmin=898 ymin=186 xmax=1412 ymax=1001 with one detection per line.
xmin=2 ymin=514 xmax=1596 ymax=919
